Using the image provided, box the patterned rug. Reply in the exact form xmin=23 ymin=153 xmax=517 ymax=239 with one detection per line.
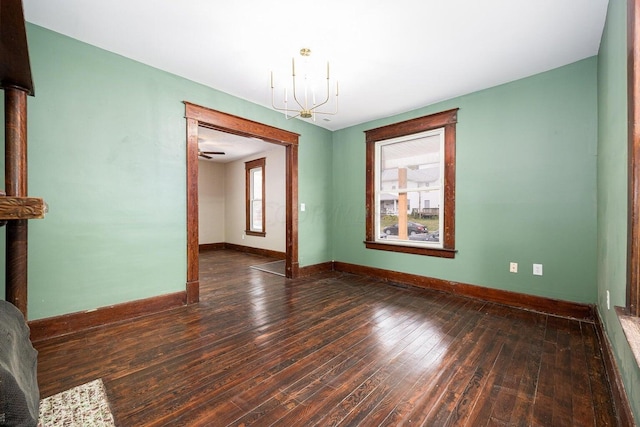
xmin=38 ymin=379 xmax=115 ymax=426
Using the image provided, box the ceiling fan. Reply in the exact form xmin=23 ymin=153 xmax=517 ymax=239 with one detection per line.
xmin=198 ymin=150 xmax=225 ymax=159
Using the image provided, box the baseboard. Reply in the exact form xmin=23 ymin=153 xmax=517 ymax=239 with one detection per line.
xmin=223 ymin=242 xmax=286 ymax=260
xmin=333 ymin=261 xmax=595 ymax=321
xmin=594 ymin=310 xmax=636 ymax=427
xmin=199 ymin=242 xmax=225 ymax=252
xmin=28 ymin=291 xmax=186 ymax=342
xmin=199 ymin=242 xmax=286 ymax=260
xmin=298 ymin=261 xmax=334 ymax=277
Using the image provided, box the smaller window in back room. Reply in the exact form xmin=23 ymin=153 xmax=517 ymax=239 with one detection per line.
xmin=245 ymin=157 xmax=266 ymax=237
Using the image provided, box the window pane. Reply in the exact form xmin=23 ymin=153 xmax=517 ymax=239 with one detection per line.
xmin=379 ymin=134 xmax=440 ymax=192
xmin=379 ymin=190 xmax=440 ymax=244
xmin=252 ymin=200 xmax=262 ymax=231
xmin=252 ymin=168 xmax=262 ymax=199
xmin=376 ymin=131 xmax=443 ymax=246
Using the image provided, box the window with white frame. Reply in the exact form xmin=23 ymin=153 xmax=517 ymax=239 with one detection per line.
xmin=375 ymin=128 xmax=444 ymax=247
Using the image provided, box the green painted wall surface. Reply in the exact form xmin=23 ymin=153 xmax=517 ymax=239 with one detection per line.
xmin=332 ymin=58 xmax=598 ymax=304
xmin=0 ymin=24 xmax=333 ymax=319
xmin=597 ymin=0 xmax=640 ymax=421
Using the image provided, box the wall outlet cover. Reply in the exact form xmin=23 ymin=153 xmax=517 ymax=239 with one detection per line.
xmin=533 ymin=263 xmax=543 ymax=276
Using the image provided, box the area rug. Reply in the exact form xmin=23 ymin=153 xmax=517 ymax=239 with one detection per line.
xmin=250 ymin=260 xmax=286 ymax=276
xmin=38 ymin=379 xmax=115 ymax=426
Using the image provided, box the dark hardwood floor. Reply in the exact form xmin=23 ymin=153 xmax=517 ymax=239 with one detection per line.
xmin=34 ymin=250 xmax=620 ymax=426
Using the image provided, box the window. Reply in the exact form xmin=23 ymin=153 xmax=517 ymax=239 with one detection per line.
xmin=365 ymin=109 xmax=458 ymax=258
xmin=245 ymin=158 xmax=265 ymax=236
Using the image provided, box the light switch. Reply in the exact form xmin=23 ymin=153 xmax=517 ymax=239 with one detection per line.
xmin=533 ymin=264 xmax=543 ymax=276
xmin=301 ymin=203 xmax=306 ymax=212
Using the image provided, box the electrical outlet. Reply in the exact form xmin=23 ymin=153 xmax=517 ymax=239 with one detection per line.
xmin=533 ymin=264 xmax=543 ymax=276
xmin=607 ymin=290 xmax=610 ymax=310
xmin=509 ymin=262 xmax=518 ymax=273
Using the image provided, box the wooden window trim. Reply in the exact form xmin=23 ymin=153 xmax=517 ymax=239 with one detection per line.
xmin=628 ymin=0 xmax=640 ymax=316
xmin=364 ymin=108 xmax=459 ymax=257
xmin=245 ymin=157 xmax=266 ymax=237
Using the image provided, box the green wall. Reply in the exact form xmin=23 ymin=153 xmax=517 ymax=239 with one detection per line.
xmin=1 ymin=10 xmax=638 ymax=422
xmin=0 ymin=24 xmax=333 ymax=320
xmin=597 ymin=0 xmax=640 ymax=421
xmin=332 ymin=57 xmax=598 ymax=304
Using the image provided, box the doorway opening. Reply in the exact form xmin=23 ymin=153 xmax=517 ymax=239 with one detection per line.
xmin=184 ymin=102 xmax=300 ymax=303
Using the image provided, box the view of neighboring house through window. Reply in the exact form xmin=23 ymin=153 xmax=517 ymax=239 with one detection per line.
xmin=245 ymin=158 xmax=265 ymax=236
xmin=377 ymin=128 xmax=444 ymax=246
xmin=365 ymin=108 xmax=458 ymax=258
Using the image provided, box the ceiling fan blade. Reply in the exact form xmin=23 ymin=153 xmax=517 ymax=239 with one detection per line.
xmin=201 ymin=151 xmax=226 ymax=155
xmin=198 ymin=153 xmax=212 ymax=159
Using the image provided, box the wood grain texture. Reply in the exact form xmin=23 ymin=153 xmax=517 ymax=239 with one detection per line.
xmin=186 ymin=117 xmax=200 ymax=303
xmin=0 ymin=196 xmax=46 ymax=220
xmin=286 ymin=143 xmax=299 ymax=278
xmin=5 ymin=86 xmax=29 ymax=316
xmin=6 ymin=219 xmax=28 ymax=316
xmin=184 ymin=102 xmax=299 ymax=145
xmin=628 ymin=0 xmax=640 ymax=317
xmin=0 ymin=0 xmax=35 ymax=94
xmin=33 ymin=250 xmax=621 ymax=426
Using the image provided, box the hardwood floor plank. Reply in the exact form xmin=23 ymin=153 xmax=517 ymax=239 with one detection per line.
xmin=32 ymin=250 xmax=622 ymax=426
xmin=461 ymin=307 xmax=543 ymax=426
xmin=116 ymin=289 xmax=392 ymax=424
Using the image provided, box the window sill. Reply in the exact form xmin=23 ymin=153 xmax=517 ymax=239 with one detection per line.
xmin=245 ymin=231 xmax=266 ymax=237
xmin=616 ymin=306 xmax=640 ymax=369
xmin=364 ymin=241 xmax=456 ymax=258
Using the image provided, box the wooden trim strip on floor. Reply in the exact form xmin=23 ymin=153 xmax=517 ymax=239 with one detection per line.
xmin=594 ymin=309 xmax=636 ymax=426
xmin=199 ymin=243 xmax=225 ymax=252
xmin=298 ymin=261 xmax=334 ymax=277
xmin=28 ymin=291 xmax=186 ymax=342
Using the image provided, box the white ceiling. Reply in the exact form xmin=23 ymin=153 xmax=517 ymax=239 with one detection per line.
xmin=23 ymin=0 xmax=609 ymax=132
xmin=198 ymin=126 xmax=275 ymax=163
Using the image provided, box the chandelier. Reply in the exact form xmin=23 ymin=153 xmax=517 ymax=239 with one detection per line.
xmin=270 ymin=48 xmax=339 ymax=120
